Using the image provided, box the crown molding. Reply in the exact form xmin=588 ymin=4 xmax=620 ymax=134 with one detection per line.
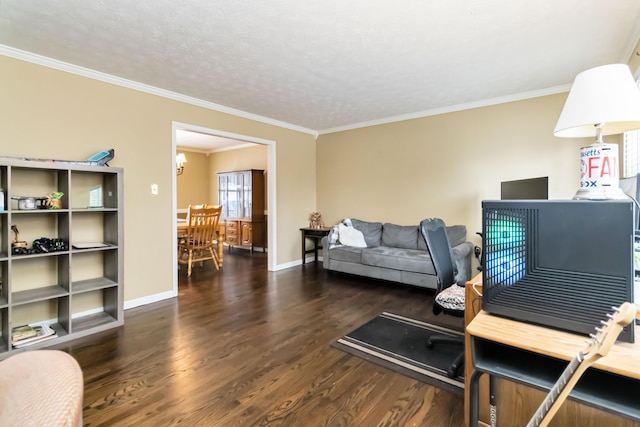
xmin=2 ymin=44 xmax=572 ymax=137
xmin=317 ymin=85 xmax=571 ymax=135
xmin=0 ymin=44 xmax=317 ymax=137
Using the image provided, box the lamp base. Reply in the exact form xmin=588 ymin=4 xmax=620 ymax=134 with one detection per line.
xmin=574 ymin=141 xmax=625 ymax=200
xmin=573 ymin=186 xmax=628 ymax=200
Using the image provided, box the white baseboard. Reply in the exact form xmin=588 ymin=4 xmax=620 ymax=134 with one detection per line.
xmin=124 ymin=290 xmax=176 ymax=310
xmin=273 ymin=256 xmax=324 ymax=271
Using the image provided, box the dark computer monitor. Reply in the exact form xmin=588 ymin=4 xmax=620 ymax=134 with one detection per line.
xmin=482 ymin=199 xmax=635 ymax=342
xmin=500 ymin=176 xmax=548 ymax=200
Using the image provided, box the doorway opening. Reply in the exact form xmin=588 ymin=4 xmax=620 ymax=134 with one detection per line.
xmin=172 ymin=121 xmax=277 ymax=294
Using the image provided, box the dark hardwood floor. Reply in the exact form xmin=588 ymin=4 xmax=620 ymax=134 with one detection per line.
xmin=53 ymin=251 xmax=465 ymax=426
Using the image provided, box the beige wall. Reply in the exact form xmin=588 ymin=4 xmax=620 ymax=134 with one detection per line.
xmin=1 ymin=55 xmax=317 ymax=304
xmin=317 ymin=94 xmax=589 ymax=250
xmin=3 ymin=53 xmax=623 ymax=305
xmin=176 ymin=150 xmax=211 ymax=210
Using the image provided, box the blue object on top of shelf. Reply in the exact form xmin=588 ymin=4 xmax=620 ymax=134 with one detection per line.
xmin=86 ymin=149 xmax=114 ymax=166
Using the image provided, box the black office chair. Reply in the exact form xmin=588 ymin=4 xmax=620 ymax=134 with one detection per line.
xmin=420 ymin=217 xmax=465 ymax=379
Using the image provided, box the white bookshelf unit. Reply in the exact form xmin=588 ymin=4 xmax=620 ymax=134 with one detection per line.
xmin=0 ymin=157 xmax=123 ymax=358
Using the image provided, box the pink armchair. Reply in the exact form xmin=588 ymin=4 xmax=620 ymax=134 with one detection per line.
xmin=0 ymin=350 xmax=83 ymax=426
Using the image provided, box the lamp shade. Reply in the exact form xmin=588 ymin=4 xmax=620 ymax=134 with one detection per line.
xmin=554 ymin=64 xmax=640 ymax=138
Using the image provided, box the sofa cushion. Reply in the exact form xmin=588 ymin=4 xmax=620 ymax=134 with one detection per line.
xmin=351 ymin=218 xmax=383 ymax=247
xmin=417 ymin=224 xmax=468 ymax=250
xmin=328 ymin=245 xmax=365 ymax=264
xmin=446 ymin=225 xmax=467 ymax=247
xmin=382 ymin=223 xmax=419 ymax=249
xmin=362 ymin=247 xmax=435 ymax=275
xmin=338 ymin=223 xmax=367 ymax=247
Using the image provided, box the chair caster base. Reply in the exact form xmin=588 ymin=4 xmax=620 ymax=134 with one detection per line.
xmin=447 ymin=362 xmax=462 ymax=379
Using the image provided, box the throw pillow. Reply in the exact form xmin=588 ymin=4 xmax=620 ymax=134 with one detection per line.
xmin=446 ymin=225 xmax=467 ymax=247
xmin=327 ymin=225 xmax=341 ymax=248
xmin=338 ymin=223 xmax=367 ymax=248
xmin=435 ymin=283 xmax=465 ymax=311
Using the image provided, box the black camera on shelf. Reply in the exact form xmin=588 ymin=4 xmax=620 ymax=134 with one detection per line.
xmin=32 ymin=237 xmax=69 ymax=253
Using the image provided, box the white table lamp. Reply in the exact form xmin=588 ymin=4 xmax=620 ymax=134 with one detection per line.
xmin=554 ymin=64 xmax=640 ymax=199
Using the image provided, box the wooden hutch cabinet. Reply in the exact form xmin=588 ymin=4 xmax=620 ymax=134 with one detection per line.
xmin=217 ymin=169 xmax=265 ymax=253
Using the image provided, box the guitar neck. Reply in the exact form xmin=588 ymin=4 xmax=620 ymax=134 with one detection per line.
xmin=523 ymin=302 xmax=635 ymax=427
xmin=526 ymin=353 xmax=586 ymax=427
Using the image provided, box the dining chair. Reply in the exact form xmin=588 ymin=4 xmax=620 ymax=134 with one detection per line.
xmin=177 ymin=203 xmax=208 ymax=238
xmin=178 ymin=205 xmax=222 ymax=276
xmin=186 ymin=203 xmax=207 ymax=222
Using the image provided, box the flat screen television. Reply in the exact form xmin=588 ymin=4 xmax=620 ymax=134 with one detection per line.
xmin=482 ymin=199 xmax=635 ymax=342
xmin=500 ymin=176 xmax=548 ymax=200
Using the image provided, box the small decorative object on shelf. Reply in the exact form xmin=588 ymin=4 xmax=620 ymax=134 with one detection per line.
xmin=47 ymin=191 xmax=63 ymax=209
xmin=12 ymin=195 xmax=37 ymax=210
xmin=11 ymin=225 xmax=28 ymax=254
xmin=309 ymin=212 xmax=324 ymax=229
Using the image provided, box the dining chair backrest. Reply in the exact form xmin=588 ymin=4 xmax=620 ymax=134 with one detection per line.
xmin=186 ymin=203 xmax=208 ymax=223
xmin=185 ymin=205 xmax=222 ymax=249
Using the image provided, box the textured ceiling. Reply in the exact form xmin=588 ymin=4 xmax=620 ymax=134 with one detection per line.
xmin=1 ymin=0 xmax=640 ymax=135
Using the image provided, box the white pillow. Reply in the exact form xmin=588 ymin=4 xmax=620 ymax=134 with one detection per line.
xmin=338 ymin=223 xmax=367 ymax=248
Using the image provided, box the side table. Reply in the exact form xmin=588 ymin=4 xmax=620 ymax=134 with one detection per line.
xmin=300 ymin=227 xmax=331 ymax=264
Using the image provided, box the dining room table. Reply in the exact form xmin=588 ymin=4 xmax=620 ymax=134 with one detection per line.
xmin=177 ymin=219 xmax=226 ymax=266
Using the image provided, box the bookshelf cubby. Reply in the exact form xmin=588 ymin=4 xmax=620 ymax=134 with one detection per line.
xmin=0 ymin=157 xmax=123 ymax=358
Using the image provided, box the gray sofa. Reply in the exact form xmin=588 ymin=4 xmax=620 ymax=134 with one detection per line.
xmin=321 ymin=218 xmax=474 ymax=290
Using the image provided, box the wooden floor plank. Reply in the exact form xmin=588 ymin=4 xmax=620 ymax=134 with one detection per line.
xmin=50 ymin=251 xmax=464 ymax=426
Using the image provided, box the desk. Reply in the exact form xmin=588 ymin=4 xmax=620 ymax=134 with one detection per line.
xmin=177 ymin=222 xmax=226 ymax=265
xmin=467 ymin=309 xmax=640 ymax=426
xmin=464 ymin=274 xmax=486 ymax=426
xmin=300 ymin=227 xmax=331 ymax=264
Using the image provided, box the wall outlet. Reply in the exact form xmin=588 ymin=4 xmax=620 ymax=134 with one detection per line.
xmin=151 ymin=184 xmax=158 ymax=195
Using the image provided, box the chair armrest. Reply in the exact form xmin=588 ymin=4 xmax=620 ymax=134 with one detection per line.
xmin=0 ymin=350 xmax=83 ymax=426
xmin=451 ymin=241 xmax=474 ymax=283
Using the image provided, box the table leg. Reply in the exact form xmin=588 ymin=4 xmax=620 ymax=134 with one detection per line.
xmin=469 ymin=369 xmax=483 ymax=427
xmin=217 ymin=226 xmax=225 ymax=266
xmin=314 ymin=237 xmax=319 ymax=262
xmin=301 ymin=230 xmax=306 ymax=265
